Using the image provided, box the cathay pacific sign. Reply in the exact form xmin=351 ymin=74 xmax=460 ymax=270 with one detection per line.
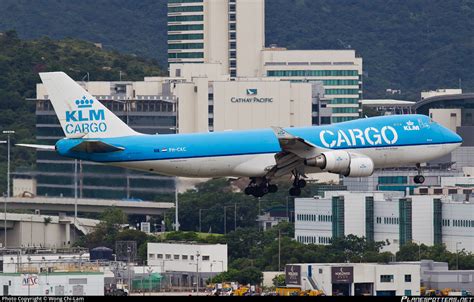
xmin=230 ymin=89 xmax=273 ymax=103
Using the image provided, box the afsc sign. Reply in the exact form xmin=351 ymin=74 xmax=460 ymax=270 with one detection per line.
xmin=64 ymin=96 xmax=108 ymax=135
xmin=231 ymin=88 xmax=273 ymax=103
xmin=22 ymin=274 xmax=39 ymax=287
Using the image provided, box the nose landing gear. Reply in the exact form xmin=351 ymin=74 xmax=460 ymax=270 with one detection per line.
xmin=414 ymin=163 xmax=425 ymax=184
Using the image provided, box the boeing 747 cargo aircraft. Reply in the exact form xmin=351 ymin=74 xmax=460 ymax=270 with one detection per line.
xmin=18 ymin=72 xmax=463 ymax=197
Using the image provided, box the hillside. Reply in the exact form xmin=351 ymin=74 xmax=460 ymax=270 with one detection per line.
xmin=1 ymin=0 xmax=474 ymax=100
xmin=0 ymin=31 xmax=165 ymax=193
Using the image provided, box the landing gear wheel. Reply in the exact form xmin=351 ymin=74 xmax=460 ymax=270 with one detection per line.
xmin=244 ymin=187 xmax=254 ymax=195
xmin=268 ymin=184 xmax=278 ymax=193
xmin=297 ymin=179 xmax=307 ymax=188
xmin=261 ymin=186 xmax=269 ymax=194
xmin=289 ymin=187 xmax=301 ymax=197
xmin=414 ymin=175 xmax=425 ymax=184
xmin=253 ymin=188 xmax=265 ymax=198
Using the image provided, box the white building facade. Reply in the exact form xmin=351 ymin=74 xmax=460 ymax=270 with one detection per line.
xmin=0 ymin=272 xmax=104 ymax=296
xmin=294 ymin=191 xmax=474 ymax=254
xmin=285 ymin=263 xmax=420 ymax=296
xmin=167 ymin=0 xmax=363 ymax=125
xmin=147 ymin=242 xmax=228 ymax=274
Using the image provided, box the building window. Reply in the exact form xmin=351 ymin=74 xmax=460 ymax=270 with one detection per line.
xmin=149 ymin=254 xmax=155 ymax=260
xmin=202 ymin=255 xmax=210 ymax=261
xmin=380 ymin=275 xmax=394 ymax=283
xmin=182 ymin=255 xmax=188 ymax=260
xmin=168 ymin=6 xmax=204 ymax=13
xmin=190 ymin=255 xmax=194 ymax=260
xmin=165 ymin=254 xmax=171 ymax=260
xmin=405 ymin=275 xmax=411 ymax=282
xmin=174 ymin=255 xmax=180 ymax=260
xmin=157 ymin=254 xmax=163 ymax=259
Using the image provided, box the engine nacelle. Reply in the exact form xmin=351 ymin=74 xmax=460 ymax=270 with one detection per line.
xmin=304 ymin=151 xmax=374 ymax=177
xmin=345 ymin=154 xmax=374 ymax=177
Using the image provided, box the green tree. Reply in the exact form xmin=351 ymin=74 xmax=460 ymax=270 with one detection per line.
xmin=272 ymin=274 xmax=285 ymax=287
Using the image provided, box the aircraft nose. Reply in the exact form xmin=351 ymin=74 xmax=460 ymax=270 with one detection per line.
xmin=444 ymin=126 xmax=462 ymax=145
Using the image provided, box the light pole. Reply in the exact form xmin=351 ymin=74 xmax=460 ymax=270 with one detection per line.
xmin=223 ymin=205 xmax=237 ymax=234
xmin=195 ymin=251 xmax=200 ymax=295
xmin=174 ymin=177 xmax=179 ymax=231
xmin=278 ymin=229 xmax=289 ymax=272
xmin=2 ymin=130 xmax=14 ymax=199
xmin=199 ymin=208 xmax=211 ymax=233
xmin=3 ymin=192 xmax=6 ymax=248
xmin=73 ymin=159 xmax=78 ymax=245
xmin=286 ymin=196 xmax=294 ymax=222
xmin=456 ymin=242 xmax=462 ymax=270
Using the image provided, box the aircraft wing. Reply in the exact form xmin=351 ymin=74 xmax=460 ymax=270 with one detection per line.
xmin=69 ymin=141 xmax=125 ymax=153
xmin=268 ymin=127 xmax=323 ymax=178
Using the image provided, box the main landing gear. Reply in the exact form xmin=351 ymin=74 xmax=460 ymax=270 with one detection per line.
xmin=289 ymin=172 xmax=306 ymax=197
xmin=244 ymin=177 xmax=278 ymax=198
xmin=414 ymin=163 xmax=425 ymax=184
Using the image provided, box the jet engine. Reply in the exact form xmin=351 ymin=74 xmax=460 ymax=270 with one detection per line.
xmin=304 ymin=150 xmax=374 ymax=177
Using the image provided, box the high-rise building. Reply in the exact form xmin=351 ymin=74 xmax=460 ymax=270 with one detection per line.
xmin=167 ymin=0 xmax=265 ymax=78
xmin=167 ymin=0 xmax=363 ymax=123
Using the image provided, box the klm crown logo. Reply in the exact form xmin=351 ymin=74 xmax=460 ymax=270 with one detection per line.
xmin=404 ymin=120 xmax=420 ymax=131
xmin=75 ymin=96 xmax=94 ymax=109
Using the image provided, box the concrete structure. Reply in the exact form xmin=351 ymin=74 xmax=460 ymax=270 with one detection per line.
xmin=284 ymin=262 xmax=420 ymax=296
xmin=256 ymin=213 xmax=289 ymax=231
xmin=0 ymin=272 xmax=104 ymax=296
xmin=147 ymin=242 xmax=227 ymax=288
xmin=167 ymin=0 xmax=265 ymax=78
xmin=169 ymin=65 xmax=315 ymax=132
xmin=262 ymin=271 xmax=281 ymax=288
xmin=262 ymin=49 xmax=363 ymax=123
xmin=0 ymin=250 xmax=90 ymax=273
xmin=294 ymin=191 xmax=474 ymax=253
xmin=421 ymin=89 xmax=463 ymax=100
xmin=391 ymin=260 xmax=474 ymax=294
xmin=12 ymin=177 xmax=36 ymax=197
xmin=0 ymin=249 xmax=103 ymax=296
xmin=0 ymin=213 xmax=99 ymax=249
xmin=344 ymin=167 xmax=462 ymax=194
xmin=360 ymin=99 xmax=415 ymax=116
xmin=33 ymin=79 xmax=177 ymax=200
xmin=4 ymin=196 xmax=174 ymax=216
xmin=167 ymin=0 xmax=363 ymax=124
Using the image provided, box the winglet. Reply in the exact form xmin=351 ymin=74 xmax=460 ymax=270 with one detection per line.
xmin=271 ymin=126 xmax=296 ymax=139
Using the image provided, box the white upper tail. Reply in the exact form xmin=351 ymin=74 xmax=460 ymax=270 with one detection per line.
xmin=39 ymin=72 xmax=139 ymax=139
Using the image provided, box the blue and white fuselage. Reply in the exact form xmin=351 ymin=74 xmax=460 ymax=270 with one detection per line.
xmin=55 ymin=114 xmax=462 ymax=178
xmin=25 ymin=72 xmax=461 ymax=197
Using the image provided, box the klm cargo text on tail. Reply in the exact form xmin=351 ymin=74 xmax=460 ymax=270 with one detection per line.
xmin=65 ymin=96 xmax=107 ymax=135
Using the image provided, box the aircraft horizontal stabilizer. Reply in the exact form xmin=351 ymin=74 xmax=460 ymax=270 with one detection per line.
xmin=69 ymin=141 xmax=125 ymax=153
xmin=16 ymin=144 xmax=55 ymax=150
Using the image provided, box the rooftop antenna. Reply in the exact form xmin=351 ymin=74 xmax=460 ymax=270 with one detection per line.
xmin=80 ymin=72 xmax=90 ymax=90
